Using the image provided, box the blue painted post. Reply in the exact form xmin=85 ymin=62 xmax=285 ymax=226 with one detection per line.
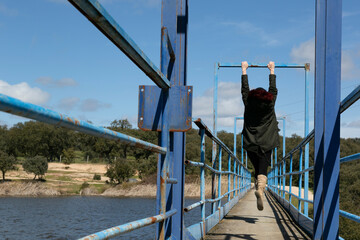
xmin=228 ymin=154 xmax=231 ymax=202
xmin=314 ymin=0 xmax=341 ymax=239
xmin=237 ymin=162 xmax=240 ymax=195
xmin=275 ymin=153 xmax=278 ymax=195
xmin=218 ymin=147 xmax=222 ymax=209
xmin=304 ymin=65 xmax=310 ymax=217
xmin=298 ymin=147 xmax=303 ymax=212
xmin=233 ymin=160 xmax=236 ymax=197
xmin=160 ymin=1 xmax=188 ymax=239
xmin=233 ymin=118 xmax=237 ymax=197
xmin=282 ymin=118 xmax=286 ymax=158
xmin=234 ymin=118 xmax=237 ymax=157
xmin=212 ymin=63 xmax=219 ymax=213
xmin=283 ymin=160 xmax=286 ymax=199
xmin=156 ymin=24 xmax=171 ymax=240
xmin=289 ymin=154 xmax=293 ymax=204
xmin=200 ymin=128 xmax=206 ymax=236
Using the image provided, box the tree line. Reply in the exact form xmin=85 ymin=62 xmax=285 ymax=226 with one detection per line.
xmin=0 ymin=119 xmax=359 ymax=238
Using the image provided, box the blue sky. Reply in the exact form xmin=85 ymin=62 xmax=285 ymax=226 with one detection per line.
xmin=0 ymin=0 xmax=360 ymax=138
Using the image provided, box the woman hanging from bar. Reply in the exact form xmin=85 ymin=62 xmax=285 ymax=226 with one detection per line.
xmin=241 ymin=61 xmax=280 ymax=211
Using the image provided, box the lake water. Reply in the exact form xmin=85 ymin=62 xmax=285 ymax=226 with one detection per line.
xmin=0 ymin=196 xmax=212 ymax=240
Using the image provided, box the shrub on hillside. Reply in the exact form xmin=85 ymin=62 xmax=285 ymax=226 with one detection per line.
xmin=105 ymin=159 xmax=134 ymax=184
xmin=62 ymin=148 xmax=76 ymax=165
xmin=22 ymin=156 xmax=48 ymax=180
xmin=0 ymin=151 xmax=17 ymax=181
xmin=93 ymin=174 xmax=101 ymax=180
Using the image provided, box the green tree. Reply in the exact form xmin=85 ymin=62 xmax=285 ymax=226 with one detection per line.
xmin=105 ymin=158 xmax=135 ymax=184
xmin=62 ymin=148 xmax=76 ymax=165
xmin=22 ymin=156 xmax=48 ymax=180
xmin=0 ymin=151 xmax=17 ymax=181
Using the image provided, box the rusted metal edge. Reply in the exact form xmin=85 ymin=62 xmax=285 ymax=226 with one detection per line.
xmin=0 ymin=93 xmax=166 ymax=154
xmin=78 ymin=209 xmax=177 ymax=240
xmin=68 ymin=0 xmax=170 ymax=89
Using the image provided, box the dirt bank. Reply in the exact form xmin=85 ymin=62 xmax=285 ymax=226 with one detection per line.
xmin=0 ymin=182 xmax=60 ymax=197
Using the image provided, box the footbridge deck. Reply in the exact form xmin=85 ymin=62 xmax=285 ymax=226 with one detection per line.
xmin=206 ymin=189 xmax=310 ymax=240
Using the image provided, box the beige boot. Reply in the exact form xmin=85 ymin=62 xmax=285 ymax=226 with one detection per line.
xmin=255 ymin=174 xmax=267 ymax=211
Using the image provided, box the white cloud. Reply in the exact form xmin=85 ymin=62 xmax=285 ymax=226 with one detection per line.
xmin=80 ymin=98 xmax=111 ymax=112
xmin=0 ymin=80 xmax=50 ymax=105
xmin=36 ymin=77 xmax=77 ymax=87
xmin=290 ymin=38 xmax=360 ymax=80
xmin=193 ymin=82 xmax=243 ymax=128
xmin=221 ymin=21 xmax=280 ymax=46
xmin=58 ymin=97 xmax=80 ymax=111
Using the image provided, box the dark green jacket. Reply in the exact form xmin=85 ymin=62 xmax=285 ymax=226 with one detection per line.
xmin=241 ymin=74 xmax=280 ymax=154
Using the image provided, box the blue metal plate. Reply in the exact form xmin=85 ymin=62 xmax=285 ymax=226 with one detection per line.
xmin=138 ymin=85 xmax=192 ymax=132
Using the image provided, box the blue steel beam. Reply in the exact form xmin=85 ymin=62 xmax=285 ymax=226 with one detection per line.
xmin=68 ymin=0 xmax=170 ymax=89
xmin=314 ymin=0 xmax=342 ymax=239
xmin=218 ymin=62 xmax=307 ymax=68
xmin=0 ymin=93 xmax=166 ymax=154
xmin=160 ymin=0 xmax=188 ymax=239
xmin=78 ymin=209 xmax=177 ymax=240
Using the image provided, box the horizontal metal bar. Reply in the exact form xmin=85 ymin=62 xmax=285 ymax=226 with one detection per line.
xmin=193 ymin=118 xmax=246 ymax=167
xmin=68 ymin=0 xmax=170 ymax=89
xmin=185 ymin=160 xmax=250 ymax=176
xmin=184 ymin=200 xmax=205 ymax=212
xmin=184 ymin=188 xmax=245 ymax=213
xmin=340 ymin=152 xmax=360 ymax=164
xmin=280 ymin=166 xmax=314 ymax=176
xmin=272 ymin=188 xmax=313 ymax=204
xmin=166 ymin=178 xmax=178 ymax=184
xmin=218 ymin=62 xmax=307 ymax=69
xmin=0 ymin=94 xmax=166 ymax=154
xmin=339 ymin=85 xmax=360 ymax=113
xmin=340 ymin=210 xmax=360 ymax=223
xmin=78 ymin=209 xmax=177 ymax=240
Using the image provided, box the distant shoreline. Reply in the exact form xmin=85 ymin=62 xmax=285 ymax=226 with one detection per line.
xmin=0 ymin=181 xmax=214 ymax=198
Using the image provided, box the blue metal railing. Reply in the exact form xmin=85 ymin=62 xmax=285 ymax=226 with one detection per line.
xmin=184 ymin=118 xmax=251 ymax=239
xmin=268 ymin=85 xmax=360 ymax=238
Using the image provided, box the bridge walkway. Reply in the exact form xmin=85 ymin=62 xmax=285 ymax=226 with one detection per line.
xmin=205 ymin=189 xmax=310 ymax=240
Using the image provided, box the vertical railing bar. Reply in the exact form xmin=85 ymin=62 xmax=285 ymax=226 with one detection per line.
xmin=233 ymin=156 xmax=236 ymax=197
xmin=304 ymin=65 xmax=310 ymax=217
xmin=298 ymin=147 xmax=303 ymax=212
xmin=212 ymin=63 xmax=219 ymax=214
xmin=199 ymin=128 xmax=206 ymax=236
xmin=289 ymin=153 xmax=293 ymax=205
xmin=228 ymin=154 xmax=231 ymax=202
xmin=218 ymin=147 xmax=222 ymax=209
xmin=283 ymin=159 xmax=286 ymax=199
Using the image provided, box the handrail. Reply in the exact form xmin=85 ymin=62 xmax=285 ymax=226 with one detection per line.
xmin=68 ymin=0 xmax=170 ymax=89
xmin=78 ymin=209 xmax=177 ymax=239
xmin=0 ymin=93 xmax=166 ymax=154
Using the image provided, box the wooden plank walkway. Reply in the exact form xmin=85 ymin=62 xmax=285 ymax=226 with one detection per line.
xmin=205 ymin=189 xmax=311 ymax=240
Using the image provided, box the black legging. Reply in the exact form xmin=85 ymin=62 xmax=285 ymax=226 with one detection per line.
xmin=247 ymin=150 xmax=272 ymax=179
